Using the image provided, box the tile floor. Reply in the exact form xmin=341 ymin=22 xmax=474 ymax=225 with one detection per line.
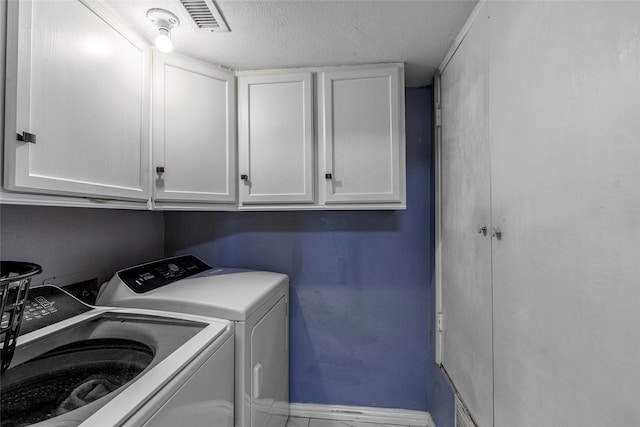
xmin=286 ymin=416 xmax=416 ymax=427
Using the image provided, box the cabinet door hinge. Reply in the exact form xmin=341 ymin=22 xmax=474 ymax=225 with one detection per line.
xmin=437 ymin=312 xmax=444 ymax=332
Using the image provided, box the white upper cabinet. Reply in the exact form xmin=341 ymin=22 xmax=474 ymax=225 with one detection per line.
xmin=4 ymin=0 xmax=150 ymax=202
xmin=319 ymin=65 xmax=405 ymax=206
xmin=238 ymin=72 xmax=314 ymax=205
xmin=152 ymin=53 xmax=236 ymax=205
xmin=236 ymin=64 xmax=405 ymax=210
xmin=2 ymin=6 xmax=404 ymax=213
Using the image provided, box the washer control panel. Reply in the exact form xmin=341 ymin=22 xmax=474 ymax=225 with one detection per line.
xmin=117 ymin=255 xmax=211 ymax=294
xmin=9 ymin=286 xmax=92 ymax=336
xmin=23 ymin=295 xmax=58 ymax=322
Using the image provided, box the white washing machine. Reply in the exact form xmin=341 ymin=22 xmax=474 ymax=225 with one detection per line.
xmin=96 ymin=255 xmax=289 ymax=427
xmin=1 ymin=285 xmax=234 ymax=427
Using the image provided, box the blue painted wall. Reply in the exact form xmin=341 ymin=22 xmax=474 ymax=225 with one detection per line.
xmin=0 ymin=205 xmax=164 ymax=286
xmin=164 ymin=87 xmax=454 ymax=423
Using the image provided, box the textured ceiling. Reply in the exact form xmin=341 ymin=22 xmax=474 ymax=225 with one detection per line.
xmin=106 ymin=0 xmax=477 ymax=87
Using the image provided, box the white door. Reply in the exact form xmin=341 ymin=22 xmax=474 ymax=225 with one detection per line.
xmin=152 ymin=53 xmax=236 ymax=204
xmin=439 ymin=4 xmax=493 ymax=427
xmin=320 ymin=66 xmax=405 ymax=205
xmin=489 ymin=2 xmax=640 ymax=426
xmin=238 ymin=72 xmax=314 ymax=204
xmin=4 ymin=0 xmax=150 ymax=201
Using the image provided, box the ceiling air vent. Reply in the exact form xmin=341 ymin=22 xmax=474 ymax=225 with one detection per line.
xmin=179 ymin=0 xmax=230 ymax=32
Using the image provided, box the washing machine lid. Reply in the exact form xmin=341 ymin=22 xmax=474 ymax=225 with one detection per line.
xmin=98 ymin=256 xmax=289 ymax=321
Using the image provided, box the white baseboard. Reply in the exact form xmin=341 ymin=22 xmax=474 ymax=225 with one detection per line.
xmin=288 ymin=403 xmax=436 ymax=427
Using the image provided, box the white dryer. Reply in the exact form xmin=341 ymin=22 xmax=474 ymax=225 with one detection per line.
xmin=97 ymin=255 xmax=289 ymax=427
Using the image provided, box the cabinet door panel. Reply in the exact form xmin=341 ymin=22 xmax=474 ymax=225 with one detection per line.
xmin=238 ymin=73 xmax=313 ymax=204
xmin=320 ymin=67 xmax=405 ymax=204
xmin=153 ymin=53 xmax=236 ymax=203
xmin=4 ymin=0 xmax=150 ymax=201
xmin=489 ymin=3 xmax=640 ymax=426
xmin=440 ymin=4 xmax=493 ymax=427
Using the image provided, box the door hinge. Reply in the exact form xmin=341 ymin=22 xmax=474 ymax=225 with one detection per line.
xmin=435 ymin=107 xmax=442 ymax=127
xmin=437 ymin=312 xmax=444 ymax=332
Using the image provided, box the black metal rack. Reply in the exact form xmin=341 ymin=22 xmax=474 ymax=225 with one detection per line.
xmin=0 ymin=261 xmax=42 ymax=373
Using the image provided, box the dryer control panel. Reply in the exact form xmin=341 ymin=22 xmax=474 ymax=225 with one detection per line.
xmin=117 ymin=255 xmax=212 ymax=294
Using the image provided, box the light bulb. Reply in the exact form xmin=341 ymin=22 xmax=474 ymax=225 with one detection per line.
xmin=147 ymin=9 xmax=179 ymax=53
xmin=155 ymin=27 xmax=173 ymax=53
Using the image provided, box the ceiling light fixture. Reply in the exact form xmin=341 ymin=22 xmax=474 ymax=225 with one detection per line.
xmin=146 ymin=8 xmax=180 ymax=53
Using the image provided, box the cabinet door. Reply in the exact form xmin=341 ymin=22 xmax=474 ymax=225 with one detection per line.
xmin=4 ymin=0 xmax=150 ymax=201
xmin=238 ymin=73 xmax=314 ymax=204
xmin=152 ymin=53 xmax=236 ymax=204
xmin=320 ymin=66 xmax=405 ymax=205
xmin=440 ymin=4 xmax=493 ymax=427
